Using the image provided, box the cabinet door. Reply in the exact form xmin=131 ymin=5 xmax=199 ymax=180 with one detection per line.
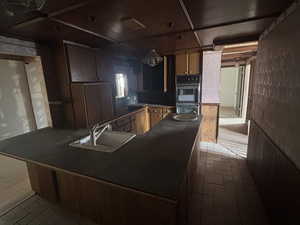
xmin=67 ymin=44 xmax=98 ymax=82
xmin=162 ymin=107 xmax=173 ymax=119
xmin=149 ymin=107 xmax=163 ymax=128
xmin=72 ymin=84 xmax=88 ymax=128
xmin=134 ymin=109 xmax=149 ymax=134
xmin=188 ymin=52 xmax=200 ymax=75
xmin=97 ymin=83 xmax=114 ymax=122
xmin=175 ymin=53 xmax=188 ymax=75
xmin=84 ymin=83 xmax=113 ymax=127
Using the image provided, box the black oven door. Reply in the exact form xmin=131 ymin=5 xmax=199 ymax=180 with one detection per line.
xmin=177 ymin=87 xmax=198 ymax=103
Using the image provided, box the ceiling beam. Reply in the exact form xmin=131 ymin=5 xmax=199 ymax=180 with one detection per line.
xmin=121 ymin=12 xmax=279 ymax=44
xmin=222 ymin=52 xmax=256 ymax=60
xmin=196 ymin=12 xmax=280 ymax=32
xmin=11 ymin=1 xmax=116 ymax=44
xmin=49 ymin=18 xmax=116 ymax=43
xmin=178 ymin=0 xmax=202 ymax=46
xmin=223 ymin=45 xmax=258 ymax=54
xmin=214 ymin=34 xmax=260 ymax=46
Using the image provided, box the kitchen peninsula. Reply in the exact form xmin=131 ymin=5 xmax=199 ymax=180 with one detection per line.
xmin=0 ymin=106 xmax=202 ymax=225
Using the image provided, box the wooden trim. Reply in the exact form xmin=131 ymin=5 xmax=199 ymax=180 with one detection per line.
xmin=214 ymin=35 xmax=260 ymax=46
xmin=0 ymin=54 xmax=31 ymax=61
xmin=201 ymin=103 xmax=220 ymax=106
xmin=71 ymin=81 xmax=111 ymax=85
xmin=216 ymin=104 xmax=220 ymax=141
xmin=164 ymin=56 xmax=167 ymax=92
xmin=11 ymin=1 xmax=92 ymax=29
xmin=50 ymin=18 xmax=116 ymax=43
xmin=186 ymin=52 xmax=189 ymax=74
xmin=120 ymin=13 xmax=279 ymax=44
xmin=63 ymin=42 xmax=76 ymax=128
xmin=178 ymin=0 xmax=201 ymax=46
xmin=63 ymin=40 xmax=92 ymax=49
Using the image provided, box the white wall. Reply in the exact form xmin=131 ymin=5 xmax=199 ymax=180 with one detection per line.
xmin=0 ymin=58 xmax=52 ymax=141
xmin=202 ymin=51 xmax=222 ymax=103
xmin=0 ymin=59 xmax=36 ymax=141
xmin=219 ymin=67 xmax=239 ymax=107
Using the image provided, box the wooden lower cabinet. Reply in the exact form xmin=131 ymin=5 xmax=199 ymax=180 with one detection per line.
xmin=25 ymin=108 xmax=200 ymax=225
xmin=56 ymin=171 xmax=177 ymax=225
xmin=111 ymin=107 xmax=149 ymax=134
xmin=26 ymin=163 xmax=58 ymax=202
xmin=148 ymin=107 xmax=163 ymax=128
xmin=26 ymin=155 xmax=197 ymax=225
xmin=111 ymin=106 xmax=173 ymax=134
xmin=148 ymin=106 xmax=175 ymax=128
xmin=132 ymin=108 xmax=150 ymax=134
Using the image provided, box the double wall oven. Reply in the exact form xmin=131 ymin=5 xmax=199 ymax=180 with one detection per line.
xmin=176 ymin=74 xmax=202 ymax=115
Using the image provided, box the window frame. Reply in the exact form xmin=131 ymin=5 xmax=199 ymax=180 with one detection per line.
xmin=115 ymin=73 xmax=128 ymax=99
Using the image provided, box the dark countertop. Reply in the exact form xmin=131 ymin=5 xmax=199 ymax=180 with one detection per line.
xmin=0 ymin=115 xmax=201 ymax=201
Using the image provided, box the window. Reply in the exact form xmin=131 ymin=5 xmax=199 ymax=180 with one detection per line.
xmin=115 ymin=73 xmax=128 ymax=98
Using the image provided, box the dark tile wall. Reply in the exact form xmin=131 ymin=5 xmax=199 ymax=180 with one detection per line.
xmin=247 ymin=3 xmax=300 ymax=225
xmin=251 ymin=4 xmax=300 ymax=169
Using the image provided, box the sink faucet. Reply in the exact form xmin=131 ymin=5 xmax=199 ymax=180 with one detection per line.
xmin=90 ymin=123 xmax=112 ymax=146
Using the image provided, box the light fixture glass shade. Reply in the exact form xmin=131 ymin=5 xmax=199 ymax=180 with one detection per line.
xmin=142 ymin=49 xmax=163 ymax=67
xmin=2 ymin=0 xmax=46 ymax=16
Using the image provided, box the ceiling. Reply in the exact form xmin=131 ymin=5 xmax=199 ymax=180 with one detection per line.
xmin=0 ymin=0 xmax=294 ymax=54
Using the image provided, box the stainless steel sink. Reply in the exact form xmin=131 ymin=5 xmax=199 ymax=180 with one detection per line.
xmin=69 ymin=131 xmax=136 ymax=153
xmin=172 ymin=113 xmax=198 ymax=122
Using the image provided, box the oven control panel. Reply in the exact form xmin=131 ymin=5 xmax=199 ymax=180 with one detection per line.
xmin=176 ymin=74 xmax=201 ymax=84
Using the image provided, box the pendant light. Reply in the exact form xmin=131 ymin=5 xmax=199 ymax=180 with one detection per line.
xmin=142 ymin=49 xmax=163 ymax=67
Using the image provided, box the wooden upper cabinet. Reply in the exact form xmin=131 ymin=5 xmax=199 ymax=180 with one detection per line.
xmin=189 ymin=52 xmax=200 ymax=75
xmin=71 ymin=83 xmax=113 ymax=128
xmin=85 ymin=83 xmax=113 ymax=127
xmin=66 ymin=44 xmax=98 ymax=82
xmin=176 ymin=52 xmax=200 ymax=75
xmin=175 ymin=53 xmax=188 ymax=75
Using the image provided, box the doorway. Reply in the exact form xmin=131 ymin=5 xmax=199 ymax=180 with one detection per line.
xmin=217 ymin=42 xmax=257 ymax=157
xmin=219 ymin=65 xmax=246 ymax=119
xmin=0 ymin=56 xmax=51 ymax=214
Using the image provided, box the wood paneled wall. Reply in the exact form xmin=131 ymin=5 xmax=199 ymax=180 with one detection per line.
xmin=38 ymin=41 xmax=141 ymax=128
xmin=200 ymin=104 xmax=219 ymax=143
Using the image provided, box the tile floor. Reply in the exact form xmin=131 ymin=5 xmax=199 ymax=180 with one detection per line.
xmin=189 ymin=142 xmax=269 ymax=225
xmin=0 ymin=195 xmax=97 ymax=225
xmin=218 ymin=124 xmax=249 ymax=158
xmin=0 ymin=155 xmax=33 ymax=214
xmin=219 ymin=106 xmax=239 ymax=118
xmin=0 ymin=141 xmax=269 ymax=225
